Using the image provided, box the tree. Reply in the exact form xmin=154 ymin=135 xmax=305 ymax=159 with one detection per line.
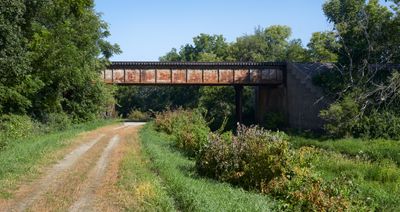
xmin=159 ymin=48 xmax=181 ymax=62
xmin=307 ymin=31 xmax=340 ymax=62
xmin=322 ymin=0 xmax=399 ymax=104
xmin=231 ymin=25 xmax=309 ymax=62
xmin=26 ymin=0 xmax=120 ymax=121
xmin=319 ymin=0 xmax=400 ymax=138
xmin=0 ymin=0 xmax=43 ymax=114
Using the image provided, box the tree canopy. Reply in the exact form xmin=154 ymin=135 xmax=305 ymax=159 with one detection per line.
xmin=0 ymin=0 xmax=120 ymax=122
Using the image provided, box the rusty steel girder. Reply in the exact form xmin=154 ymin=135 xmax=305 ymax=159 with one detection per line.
xmin=103 ymin=61 xmax=286 ymax=86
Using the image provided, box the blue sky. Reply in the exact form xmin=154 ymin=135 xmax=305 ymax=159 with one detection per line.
xmin=93 ymin=1 xmax=335 ymax=61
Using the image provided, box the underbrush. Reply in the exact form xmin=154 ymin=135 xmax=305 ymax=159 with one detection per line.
xmin=0 ymin=113 xmax=111 ymax=150
xmin=155 ymin=109 xmax=210 ymax=157
xmin=127 ymin=109 xmax=151 ymax=122
xmin=292 ymin=138 xmax=400 ymax=210
xmin=0 ymin=114 xmax=37 ymax=149
xmin=153 ymin=109 xmax=367 ymax=211
xmin=196 ymin=125 xmax=290 ymax=190
xmin=320 ymin=96 xmax=400 ymax=139
xmin=291 ymin=136 xmax=400 ymax=165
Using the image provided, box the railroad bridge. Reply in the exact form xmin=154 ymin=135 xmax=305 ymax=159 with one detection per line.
xmin=103 ymin=62 xmax=330 ymax=129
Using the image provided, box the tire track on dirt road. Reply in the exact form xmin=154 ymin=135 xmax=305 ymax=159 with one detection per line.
xmin=0 ymin=123 xmax=145 ymax=212
xmin=7 ymin=134 xmax=105 ymax=212
xmin=69 ymin=135 xmax=121 ymax=212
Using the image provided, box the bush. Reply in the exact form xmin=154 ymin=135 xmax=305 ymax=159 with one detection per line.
xmin=42 ymin=112 xmax=72 ymax=132
xmin=155 ymin=109 xmax=211 ymax=157
xmin=321 ymin=95 xmax=400 ymax=139
xmin=196 ymin=126 xmax=360 ymax=211
xmin=0 ymin=114 xmax=37 ymax=149
xmin=262 ymin=112 xmax=285 ymax=130
xmin=196 ymin=125 xmax=290 ymax=190
xmin=320 ymin=95 xmax=360 ymax=138
xmin=154 ymin=110 xmax=179 ymax=134
xmin=127 ymin=109 xmax=150 ymax=122
xmin=354 ymin=111 xmax=400 ymax=140
xmin=267 ymin=147 xmax=356 ymax=211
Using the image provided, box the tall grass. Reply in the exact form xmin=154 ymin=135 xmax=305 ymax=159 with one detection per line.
xmin=291 ymin=136 xmax=400 ymax=165
xmin=291 ymin=135 xmax=400 ymax=210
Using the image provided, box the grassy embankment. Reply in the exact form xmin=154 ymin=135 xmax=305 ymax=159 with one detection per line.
xmin=117 ymin=124 xmax=278 ymax=211
xmin=0 ymin=119 xmax=117 ymax=198
xmin=119 ymin=124 xmax=400 ymax=211
xmin=291 ymin=136 xmax=400 ymax=210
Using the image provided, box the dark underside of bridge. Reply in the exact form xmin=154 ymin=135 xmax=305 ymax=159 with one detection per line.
xmin=104 ymin=61 xmax=330 ymax=130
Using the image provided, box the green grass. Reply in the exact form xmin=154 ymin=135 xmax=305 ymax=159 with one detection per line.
xmin=291 ymin=136 xmax=400 ymax=165
xmin=116 ymin=131 xmax=175 ymax=211
xmin=139 ymin=124 xmax=279 ymax=211
xmin=0 ymin=119 xmax=117 ymax=198
xmin=292 ymin=138 xmax=400 ymax=211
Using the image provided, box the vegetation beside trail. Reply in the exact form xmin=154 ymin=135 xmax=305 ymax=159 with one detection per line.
xmin=138 ymin=124 xmax=278 ymax=211
xmin=291 ymin=136 xmax=400 ymax=165
xmin=291 ymin=137 xmax=400 ymax=211
xmin=148 ymin=110 xmax=400 ymax=211
xmin=116 ymin=126 xmax=175 ymax=211
xmin=0 ymin=119 xmax=116 ymax=199
xmin=0 ymin=0 xmax=119 ymax=149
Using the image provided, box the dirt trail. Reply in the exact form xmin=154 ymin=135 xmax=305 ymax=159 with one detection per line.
xmin=0 ymin=122 xmax=145 ymax=212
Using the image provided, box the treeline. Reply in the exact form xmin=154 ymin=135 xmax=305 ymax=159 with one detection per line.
xmin=0 ymin=0 xmax=119 ymax=145
xmin=119 ymin=0 xmax=400 ymax=138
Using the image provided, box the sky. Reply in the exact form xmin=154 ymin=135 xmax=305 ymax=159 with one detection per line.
xmin=93 ymin=1 xmax=333 ymax=61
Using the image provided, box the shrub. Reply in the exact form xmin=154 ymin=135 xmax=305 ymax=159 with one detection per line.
xmin=262 ymin=112 xmax=286 ymax=130
xmin=155 ymin=109 xmax=211 ymax=157
xmin=128 ymin=109 xmax=150 ymax=122
xmin=321 ymin=95 xmax=400 ymax=139
xmin=354 ymin=111 xmax=400 ymax=140
xmin=196 ymin=125 xmax=290 ymax=190
xmin=0 ymin=114 xmax=36 ymax=149
xmin=267 ymin=147 xmax=356 ymax=211
xmin=320 ymin=95 xmax=360 ymax=138
xmin=197 ymin=127 xmax=360 ymax=211
xmin=154 ymin=110 xmax=179 ymax=134
xmin=42 ymin=112 xmax=72 ymax=132
xmin=267 ymin=168 xmax=353 ymax=211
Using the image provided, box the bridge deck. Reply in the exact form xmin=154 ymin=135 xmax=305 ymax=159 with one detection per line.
xmin=104 ymin=62 xmax=286 ymax=85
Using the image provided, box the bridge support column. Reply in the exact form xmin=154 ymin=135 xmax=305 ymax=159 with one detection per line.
xmin=235 ymin=85 xmax=243 ymax=124
xmin=255 ymin=85 xmax=288 ymax=127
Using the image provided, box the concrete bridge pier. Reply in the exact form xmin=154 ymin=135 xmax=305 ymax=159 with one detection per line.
xmin=255 ymin=85 xmax=288 ymax=127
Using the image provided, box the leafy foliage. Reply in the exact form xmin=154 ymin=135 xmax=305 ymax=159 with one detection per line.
xmin=196 ymin=125 xmax=290 ymax=189
xmin=307 ymin=31 xmax=340 ymax=62
xmin=0 ymin=115 xmax=36 ymax=149
xmin=153 ymin=110 xmax=375 ymax=211
xmin=317 ymin=0 xmax=400 ymax=138
xmin=155 ymin=109 xmax=211 ymax=157
xmin=0 ymin=0 xmax=119 ymax=123
xmin=127 ymin=109 xmax=150 ymax=122
xmin=0 ymin=0 xmax=43 ymax=114
xmin=116 ymin=86 xmax=200 ymax=117
xmin=231 ymin=26 xmax=308 ymax=62
xmin=320 ymin=95 xmax=360 ymax=137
